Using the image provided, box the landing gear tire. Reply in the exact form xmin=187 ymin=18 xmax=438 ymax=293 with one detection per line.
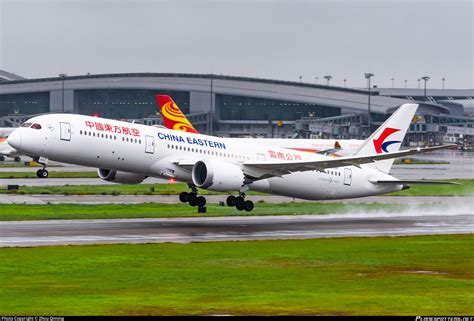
xmin=196 ymin=196 xmax=206 ymax=207
xmin=0 ymin=156 xmax=4 ymax=162
xmin=187 ymin=192 xmax=197 ymax=205
xmin=179 ymin=192 xmax=189 ymax=203
xmin=36 ymin=169 xmax=49 ymax=178
xmin=14 ymin=157 xmax=21 ymax=162
xmin=226 ymin=195 xmax=236 ymax=207
xmin=235 ymin=197 xmax=245 ymax=211
xmin=243 ymin=200 xmax=254 ymax=212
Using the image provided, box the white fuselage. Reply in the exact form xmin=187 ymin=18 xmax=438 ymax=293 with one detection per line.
xmin=8 ymin=114 xmax=402 ymax=200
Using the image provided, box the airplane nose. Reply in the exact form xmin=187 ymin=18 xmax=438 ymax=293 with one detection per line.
xmin=7 ymin=130 xmax=22 ymax=149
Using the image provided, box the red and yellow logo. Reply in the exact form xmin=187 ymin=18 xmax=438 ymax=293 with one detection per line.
xmin=156 ymin=95 xmax=199 ymax=134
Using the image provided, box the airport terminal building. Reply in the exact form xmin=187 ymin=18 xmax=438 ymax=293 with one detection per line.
xmin=0 ymin=71 xmax=473 ymax=147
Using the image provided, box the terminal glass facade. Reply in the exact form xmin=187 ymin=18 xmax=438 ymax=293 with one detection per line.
xmin=0 ymin=92 xmax=50 ymax=116
xmin=216 ymin=94 xmax=340 ymax=121
xmin=75 ymin=89 xmax=189 ymax=119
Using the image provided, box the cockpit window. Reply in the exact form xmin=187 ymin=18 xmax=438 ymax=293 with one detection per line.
xmin=31 ymin=123 xmax=42 ymax=129
xmin=21 ymin=122 xmax=32 ymax=128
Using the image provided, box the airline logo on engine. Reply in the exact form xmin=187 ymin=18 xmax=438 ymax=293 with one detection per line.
xmin=157 ymin=132 xmax=226 ymax=149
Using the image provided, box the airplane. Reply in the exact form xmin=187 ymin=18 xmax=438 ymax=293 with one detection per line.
xmin=7 ymin=98 xmax=455 ymax=211
xmin=0 ymin=137 xmax=22 ymax=162
xmin=156 ymin=95 xmax=364 ymax=156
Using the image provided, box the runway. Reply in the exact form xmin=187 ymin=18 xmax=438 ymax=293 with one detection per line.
xmin=1 ymin=213 xmax=472 ymax=247
xmin=0 ymin=194 xmax=470 ymax=205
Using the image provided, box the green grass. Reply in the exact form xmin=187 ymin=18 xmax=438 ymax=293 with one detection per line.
xmin=393 ymin=158 xmax=450 ymax=165
xmin=0 ymin=179 xmax=471 ymax=196
xmin=0 ymin=163 xmax=34 ymax=168
xmin=0 ymin=163 xmax=63 ymax=168
xmin=0 ymin=171 xmax=98 ymax=179
xmin=0 ymin=202 xmax=406 ymax=221
xmin=0 ymin=234 xmax=472 ymax=315
xmin=0 ymin=183 xmax=224 ymax=195
xmin=388 ymin=179 xmax=474 ymax=196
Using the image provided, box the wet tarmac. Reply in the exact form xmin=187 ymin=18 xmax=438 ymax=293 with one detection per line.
xmin=0 ymin=194 xmax=471 ymax=205
xmin=1 ymin=212 xmax=471 ymax=247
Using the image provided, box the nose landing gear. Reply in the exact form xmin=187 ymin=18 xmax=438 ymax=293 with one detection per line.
xmin=36 ymin=168 xmax=49 ymax=178
xmin=226 ymin=194 xmax=254 ymax=212
xmin=34 ymin=157 xmax=49 ymax=178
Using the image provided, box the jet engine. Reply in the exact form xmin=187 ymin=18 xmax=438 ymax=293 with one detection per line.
xmin=192 ymin=159 xmax=246 ymax=192
xmin=97 ymin=168 xmax=147 ymax=184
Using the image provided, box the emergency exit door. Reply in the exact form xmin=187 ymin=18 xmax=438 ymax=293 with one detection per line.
xmin=145 ymin=135 xmax=155 ymax=154
xmin=60 ymin=122 xmax=71 ymax=141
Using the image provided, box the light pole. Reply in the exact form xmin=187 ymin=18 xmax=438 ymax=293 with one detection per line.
xmin=323 ymin=75 xmax=332 ymax=86
xmin=421 ymin=76 xmax=430 ymax=97
xmin=365 ymin=73 xmax=374 ymax=133
xmin=58 ymin=74 xmax=67 ymax=113
xmin=299 ymin=76 xmax=302 ymax=83
xmin=210 ymin=74 xmax=214 ymax=135
xmin=442 ymin=77 xmax=446 ymax=89
xmin=391 ymin=77 xmax=395 ymax=88
xmin=343 ymin=79 xmax=347 ymax=87
xmin=404 ymin=79 xmax=407 ymax=88
xmin=417 ymin=78 xmax=421 ymax=89
xmin=315 ymin=77 xmax=319 ymax=85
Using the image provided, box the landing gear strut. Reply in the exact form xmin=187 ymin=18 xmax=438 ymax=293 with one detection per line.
xmin=179 ymin=185 xmax=206 ymax=208
xmin=227 ymin=193 xmax=254 ymax=212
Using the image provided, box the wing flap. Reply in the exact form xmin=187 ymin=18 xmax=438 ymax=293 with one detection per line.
xmin=371 ymin=180 xmax=461 ymax=185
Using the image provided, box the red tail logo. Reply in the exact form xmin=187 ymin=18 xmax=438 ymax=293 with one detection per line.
xmin=373 ymin=127 xmax=401 ymax=153
xmin=155 ymin=95 xmax=199 ymax=134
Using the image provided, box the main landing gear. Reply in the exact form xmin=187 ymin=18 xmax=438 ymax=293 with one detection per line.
xmin=226 ymin=193 xmax=254 ymax=212
xmin=179 ymin=185 xmax=207 ymax=207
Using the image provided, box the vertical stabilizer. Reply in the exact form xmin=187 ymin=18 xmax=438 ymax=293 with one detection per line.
xmin=155 ymin=95 xmax=199 ymax=134
xmin=355 ymin=104 xmax=418 ymax=173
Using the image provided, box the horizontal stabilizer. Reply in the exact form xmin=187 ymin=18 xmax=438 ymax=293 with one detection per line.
xmin=371 ymin=180 xmax=461 ymax=185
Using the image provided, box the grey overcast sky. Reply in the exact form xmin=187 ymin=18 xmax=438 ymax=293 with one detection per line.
xmin=0 ymin=0 xmax=472 ymax=88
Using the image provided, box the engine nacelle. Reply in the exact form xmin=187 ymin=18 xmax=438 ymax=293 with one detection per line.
xmin=192 ymin=159 xmax=246 ymax=192
xmin=97 ymin=168 xmax=147 ymax=184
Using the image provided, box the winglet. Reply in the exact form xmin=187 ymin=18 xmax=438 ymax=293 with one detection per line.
xmin=155 ymin=95 xmax=199 ymax=134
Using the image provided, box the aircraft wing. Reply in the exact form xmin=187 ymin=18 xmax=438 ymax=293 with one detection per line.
xmin=172 ymin=159 xmax=198 ymax=171
xmin=369 ymin=179 xmax=461 ymax=185
xmin=242 ymin=145 xmax=455 ymax=179
xmin=0 ymin=146 xmax=20 ymax=157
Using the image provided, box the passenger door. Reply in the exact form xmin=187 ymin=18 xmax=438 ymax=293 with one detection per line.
xmin=60 ymin=122 xmax=71 ymax=141
xmin=145 ymin=135 xmax=155 ymax=154
xmin=343 ymin=168 xmax=352 ymax=186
